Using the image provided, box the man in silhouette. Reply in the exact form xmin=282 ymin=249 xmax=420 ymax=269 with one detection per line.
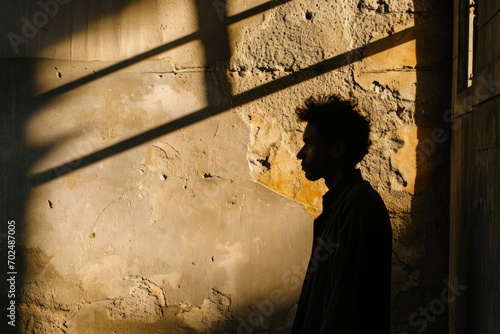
xmin=292 ymin=95 xmax=392 ymax=333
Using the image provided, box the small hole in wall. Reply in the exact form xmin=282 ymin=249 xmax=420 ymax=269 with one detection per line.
xmin=305 ymin=11 xmax=313 ymax=20
xmin=257 ymin=156 xmax=271 ymax=170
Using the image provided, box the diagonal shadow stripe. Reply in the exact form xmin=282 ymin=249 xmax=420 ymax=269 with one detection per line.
xmin=30 ymin=26 xmax=415 ymax=187
xmin=32 ymin=0 xmax=292 ymax=107
xmin=226 ymin=0 xmax=292 ymax=25
xmin=232 ymin=27 xmax=416 ymax=106
xmin=33 ymin=32 xmax=199 ymax=105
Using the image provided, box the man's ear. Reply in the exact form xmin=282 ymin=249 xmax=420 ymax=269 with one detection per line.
xmin=331 ymin=141 xmax=345 ymax=158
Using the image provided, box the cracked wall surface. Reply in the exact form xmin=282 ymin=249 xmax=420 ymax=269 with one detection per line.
xmin=0 ymin=0 xmax=452 ymax=333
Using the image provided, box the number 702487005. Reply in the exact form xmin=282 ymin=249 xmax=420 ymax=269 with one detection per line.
xmin=7 ymin=220 xmax=16 ymax=272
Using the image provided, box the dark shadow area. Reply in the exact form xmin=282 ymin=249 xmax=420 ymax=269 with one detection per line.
xmin=390 ymin=0 xmax=453 ymax=333
xmin=1 ymin=60 xmax=37 ymax=334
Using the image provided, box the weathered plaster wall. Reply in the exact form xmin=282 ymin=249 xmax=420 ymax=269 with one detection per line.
xmin=0 ymin=0 xmax=452 ymax=333
xmin=450 ymin=0 xmax=500 ymax=333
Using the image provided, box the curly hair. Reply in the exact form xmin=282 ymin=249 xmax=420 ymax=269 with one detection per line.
xmin=296 ymin=95 xmax=371 ymax=166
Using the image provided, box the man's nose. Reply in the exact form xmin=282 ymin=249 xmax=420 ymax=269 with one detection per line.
xmin=297 ymin=146 xmax=304 ymax=160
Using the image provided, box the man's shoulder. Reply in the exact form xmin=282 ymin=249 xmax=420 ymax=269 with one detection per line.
xmin=346 ymin=179 xmax=380 ymax=199
xmin=339 ymin=179 xmax=387 ymax=212
xmin=320 ymin=178 xmax=390 ymax=236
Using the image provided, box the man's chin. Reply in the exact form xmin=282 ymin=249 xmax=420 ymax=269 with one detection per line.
xmin=304 ymin=172 xmax=320 ymax=182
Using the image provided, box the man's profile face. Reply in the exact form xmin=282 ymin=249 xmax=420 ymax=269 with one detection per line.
xmin=296 ymin=122 xmax=330 ymax=181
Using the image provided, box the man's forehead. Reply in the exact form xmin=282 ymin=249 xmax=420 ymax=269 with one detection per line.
xmin=303 ymin=122 xmax=319 ymax=140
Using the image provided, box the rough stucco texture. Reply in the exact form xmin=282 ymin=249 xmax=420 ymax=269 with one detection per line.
xmin=0 ymin=0 xmax=452 ymax=333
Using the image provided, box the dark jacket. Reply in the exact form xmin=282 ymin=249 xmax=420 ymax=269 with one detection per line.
xmin=291 ymin=169 xmax=392 ymax=334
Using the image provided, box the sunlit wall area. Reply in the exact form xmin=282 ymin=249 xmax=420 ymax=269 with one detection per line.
xmin=0 ymin=0 xmax=453 ymax=333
